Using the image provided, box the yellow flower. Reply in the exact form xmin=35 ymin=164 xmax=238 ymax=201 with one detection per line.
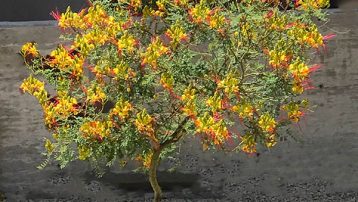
xmin=288 ymin=59 xmax=309 ymax=82
xmin=142 ymin=152 xmax=153 ymax=169
xmin=21 ymin=42 xmax=39 ymax=57
xmin=211 ymin=120 xmax=229 ymax=145
xmin=207 ymin=9 xmax=226 ymax=31
xmin=141 ymin=37 xmax=169 ymax=68
xmin=20 ymin=75 xmax=48 ymax=104
xmin=258 ymin=113 xmax=276 ymax=133
xmin=56 ymin=7 xmax=87 ymax=30
xmin=195 ymin=112 xmax=214 ymax=133
xmin=117 ymin=31 xmax=137 ymax=54
xmin=80 ymin=120 xmax=112 ymax=140
xmin=45 ymin=138 xmax=55 ymax=153
xmin=206 ymin=92 xmax=222 ymax=112
xmin=156 ymin=0 xmax=167 ymax=11
xmin=174 ymin=0 xmax=189 ymax=7
xmin=135 ymin=109 xmax=158 ymax=143
xmin=269 ymin=49 xmax=290 ymax=68
xmin=232 ymin=101 xmax=254 ymax=119
xmin=165 ymin=23 xmax=188 ymax=47
xmin=288 ymin=24 xmax=323 ymax=48
xmin=266 ymin=11 xmax=287 ymax=31
xmin=217 ymin=72 xmax=239 ymax=94
xmin=296 ymin=0 xmax=329 ymax=10
xmin=42 ymin=91 xmax=79 ymax=127
xmin=181 ymin=87 xmax=197 ymax=116
xmin=105 ymin=16 xmax=124 ymax=38
xmin=113 ymin=61 xmax=135 ymax=80
xmin=181 ymin=87 xmax=196 ymax=102
xmin=86 ymin=83 xmax=106 ymax=104
xmin=110 ymin=97 xmax=133 ymax=120
xmin=265 ymin=133 xmax=277 ymax=148
xmin=282 ymin=102 xmax=304 ymax=122
xmin=292 ymin=82 xmax=304 ymax=94
xmin=129 ymin=0 xmax=142 ymax=11
xmin=160 ymin=73 xmax=175 ymax=89
xmin=84 ymin=4 xmax=108 ymax=28
xmin=195 ymin=112 xmax=229 ymax=145
xmin=240 ymin=134 xmax=256 ymax=154
xmin=182 ymin=100 xmax=197 ymax=117
xmin=189 ymin=1 xmax=210 ymax=24
xmin=48 ymin=46 xmax=73 ymax=69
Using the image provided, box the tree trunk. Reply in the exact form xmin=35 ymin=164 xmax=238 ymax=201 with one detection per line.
xmin=149 ymin=149 xmax=162 ymax=202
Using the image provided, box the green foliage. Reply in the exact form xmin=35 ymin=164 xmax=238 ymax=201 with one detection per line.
xmin=20 ymin=0 xmax=330 ymax=187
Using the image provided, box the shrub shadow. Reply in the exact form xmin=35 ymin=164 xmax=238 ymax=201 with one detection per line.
xmin=83 ymin=170 xmax=221 ymax=199
xmin=85 ymin=171 xmax=199 ymax=191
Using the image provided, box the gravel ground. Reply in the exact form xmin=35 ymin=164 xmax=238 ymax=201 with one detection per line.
xmin=1 ymin=9 xmax=358 ymax=202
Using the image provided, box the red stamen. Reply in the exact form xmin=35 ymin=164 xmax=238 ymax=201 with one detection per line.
xmin=266 ymin=10 xmax=274 ymax=19
xmin=323 ymin=34 xmax=336 ymax=41
xmin=50 ymin=10 xmax=61 ymax=21
xmin=309 ymin=64 xmax=322 ymax=73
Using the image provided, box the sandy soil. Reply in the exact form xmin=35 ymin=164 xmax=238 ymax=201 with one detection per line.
xmin=1 ymin=10 xmax=358 ymax=201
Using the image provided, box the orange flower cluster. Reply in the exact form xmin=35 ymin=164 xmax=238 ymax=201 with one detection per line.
xmin=195 ymin=112 xmax=230 ymax=145
xmin=240 ymin=133 xmax=257 ymax=153
xmin=288 ymin=59 xmax=311 ymax=94
xmin=288 ymin=24 xmax=324 ymax=48
xmin=165 ymin=23 xmax=188 ymax=47
xmin=268 ymin=49 xmax=291 ymax=69
xmin=136 ymin=151 xmax=153 ymax=169
xmin=48 ymin=46 xmax=84 ymax=79
xmin=217 ymin=72 xmax=240 ymax=95
xmin=189 ymin=2 xmax=210 ymax=24
xmin=258 ymin=113 xmax=277 ymax=148
xmin=109 ymin=97 xmax=133 ymax=120
xmin=160 ymin=73 xmax=175 ymax=90
xmin=266 ymin=11 xmax=288 ymax=31
xmin=258 ymin=113 xmax=276 ymax=134
xmin=181 ymin=87 xmax=197 ymax=117
xmin=86 ymin=83 xmax=107 ymax=104
xmin=141 ymin=37 xmax=169 ymax=68
xmin=282 ymin=100 xmax=308 ymax=122
xmin=113 ymin=61 xmax=136 ymax=80
xmin=232 ymin=101 xmax=254 ymax=119
xmin=21 ymin=42 xmax=39 ymax=57
xmin=189 ymin=1 xmax=227 ymax=32
xmin=135 ymin=109 xmax=158 ymax=143
xmin=207 ymin=8 xmax=227 ymax=31
xmin=43 ymin=92 xmax=79 ymax=128
xmin=117 ymin=31 xmax=138 ymax=54
xmin=80 ymin=120 xmax=112 ymax=141
xmin=55 ymin=4 xmax=130 ymax=59
xmin=20 ymin=75 xmax=48 ymax=104
xmin=174 ymin=0 xmax=189 ymax=7
xmin=56 ymin=5 xmax=109 ymax=30
xmin=206 ymin=92 xmax=223 ymax=112
xmin=295 ymin=0 xmax=329 ymax=9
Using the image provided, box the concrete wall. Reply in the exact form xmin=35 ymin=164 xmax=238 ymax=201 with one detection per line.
xmin=0 ymin=7 xmax=358 ymax=202
xmin=0 ymin=0 xmax=87 ymax=21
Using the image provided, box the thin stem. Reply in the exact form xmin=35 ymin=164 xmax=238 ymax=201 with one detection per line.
xmin=149 ymin=148 xmax=162 ymax=202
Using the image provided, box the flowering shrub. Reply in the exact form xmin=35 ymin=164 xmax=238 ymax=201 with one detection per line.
xmin=20 ymin=0 xmax=332 ymax=201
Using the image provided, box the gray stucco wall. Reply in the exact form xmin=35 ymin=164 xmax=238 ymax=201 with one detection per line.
xmin=0 ymin=8 xmax=357 ymax=201
xmin=0 ymin=0 xmax=87 ymax=21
